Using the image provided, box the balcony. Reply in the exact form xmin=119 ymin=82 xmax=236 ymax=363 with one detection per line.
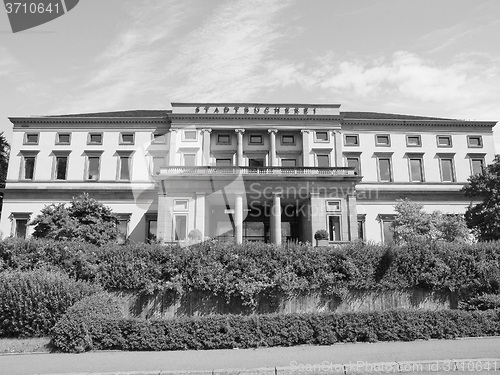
xmin=158 ymin=166 xmax=356 ymax=177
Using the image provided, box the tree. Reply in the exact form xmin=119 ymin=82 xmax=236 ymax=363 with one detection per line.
xmin=30 ymin=193 xmax=119 ymax=246
xmin=463 ymin=155 xmax=500 ymax=241
xmin=0 ymin=132 xmax=10 ymax=216
xmin=391 ymin=199 xmax=470 ymax=245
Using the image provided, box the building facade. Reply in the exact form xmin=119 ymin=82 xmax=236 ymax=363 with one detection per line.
xmin=0 ymin=102 xmax=496 ymax=244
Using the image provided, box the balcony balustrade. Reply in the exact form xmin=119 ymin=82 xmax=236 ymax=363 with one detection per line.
xmin=159 ymin=166 xmax=356 ymax=176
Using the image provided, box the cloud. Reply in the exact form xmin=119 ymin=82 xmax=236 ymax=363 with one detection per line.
xmin=0 ymin=47 xmax=20 ymax=77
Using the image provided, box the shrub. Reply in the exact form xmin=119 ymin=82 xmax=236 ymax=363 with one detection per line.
xmin=50 ymin=291 xmax=124 ymax=352
xmin=0 ymin=269 xmax=101 ymax=337
xmin=459 ymin=293 xmax=500 ymax=311
xmin=314 ymin=229 xmax=329 ymax=240
xmin=51 ymin=309 xmax=500 ymax=352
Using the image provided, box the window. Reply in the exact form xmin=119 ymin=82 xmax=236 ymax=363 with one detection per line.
xmin=88 ymin=133 xmax=103 ymax=145
xmin=22 ymin=155 xmax=35 ymax=180
xmin=10 ymin=213 xmax=31 ymax=239
xmin=152 ymin=156 xmax=164 ymax=175
xmin=184 ymin=130 xmax=197 ymax=141
xmin=406 ymin=135 xmax=421 ymax=147
xmin=379 ymin=214 xmax=395 ymax=245
xmin=152 ymin=133 xmax=166 ymax=144
xmin=249 ymin=158 xmax=264 ymax=167
xmin=147 ymin=219 xmax=157 ymax=242
xmin=437 ymin=135 xmax=452 ymax=148
xmin=119 ymin=156 xmax=131 ymax=180
xmin=439 ymin=158 xmax=455 ymax=182
xmin=281 ymin=159 xmax=297 ymax=167
xmin=375 ymin=134 xmax=390 ymax=147
xmin=316 ymin=154 xmax=330 ymax=167
xmin=467 ymin=135 xmax=483 ymax=148
xmin=56 ymin=133 xmax=71 ymax=145
xmin=174 ymin=215 xmax=187 ymax=241
xmin=24 ymin=133 xmax=39 ymax=145
xmin=86 ymin=156 xmax=100 ymax=180
xmin=216 ymin=158 xmax=232 ymax=167
xmin=377 ymin=157 xmax=392 ymax=182
xmin=357 ymin=215 xmax=366 ymax=241
xmin=315 ymin=131 xmax=328 ymax=142
xmin=249 ymin=135 xmax=263 ymax=144
xmin=346 ymin=157 xmax=360 ymax=175
xmin=55 ymin=156 xmax=68 ymax=180
xmin=116 ymin=214 xmax=130 ymax=245
xmin=183 ymin=154 xmax=196 ymax=167
xmin=120 ymin=133 xmax=135 ymax=145
xmin=217 ymin=134 xmax=231 ymax=145
xmin=471 ymin=157 xmax=484 ymax=175
xmin=344 ymin=134 xmax=359 ymax=146
xmin=409 ymin=158 xmax=424 ymax=182
xmin=326 ymin=200 xmax=340 ymax=212
xmin=281 ymin=135 xmax=295 ymax=145
xmin=174 ymin=199 xmax=188 ymax=211
xmin=328 ymin=216 xmax=341 ymax=242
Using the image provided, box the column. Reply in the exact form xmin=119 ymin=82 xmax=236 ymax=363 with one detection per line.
xmin=157 ymin=186 xmax=169 ymax=242
xmin=201 ymin=128 xmax=212 ymax=166
xmin=235 ymin=129 xmax=245 ymax=166
xmin=333 ymin=130 xmax=343 ymax=167
xmin=347 ymin=192 xmax=358 ymax=241
xmin=195 ymin=192 xmax=206 ymax=238
xmin=301 ymin=130 xmax=311 ymax=167
xmin=270 ymin=192 xmax=282 ymax=245
xmin=234 ymin=193 xmax=243 ymax=244
xmin=268 ymin=129 xmax=278 ymax=167
xmin=168 ymin=129 xmax=178 ymax=166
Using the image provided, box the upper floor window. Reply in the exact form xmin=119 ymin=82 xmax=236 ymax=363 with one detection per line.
xmin=217 ymin=134 xmax=231 ymax=145
xmin=315 ymin=131 xmax=329 ymax=142
xmin=249 ymin=134 xmax=263 ymax=144
xmin=467 ymin=135 xmax=483 ymax=148
xmin=408 ymin=157 xmax=424 ymax=182
xmin=24 ymin=133 xmax=39 ymax=145
xmin=21 ymin=154 xmax=36 ymax=180
xmin=216 ymin=158 xmax=232 ymax=167
xmin=316 ymin=154 xmax=330 ymax=168
xmin=249 ymin=158 xmax=265 ymax=167
xmin=346 ymin=157 xmax=361 ymax=175
xmin=54 ymin=155 xmax=68 ymax=180
xmin=56 ymin=133 xmax=71 ymax=145
xmin=326 ymin=200 xmax=341 ymax=212
xmin=118 ymin=155 xmax=131 ymax=180
xmin=439 ymin=157 xmax=455 ymax=182
xmin=84 ymin=151 xmax=103 ymax=181
xmin=281 ymin=134 xmax=295 ymax=145
xmin=437 ymin=135 xmax=452 ymax=148
xmin=375 ymin=134 xmax=391 ymax=147
xmin=470 ymin=156 xmax=485 ymax=175
xmin=281 ymin=159 xmax=297 ymax=167
xmin=344 ymin=134 xmax=359 ymax=146
xmin=88 ymin=133 xmax=103 ymax=145
xmin=183 ymin=154 xmax=196 ymax=167
xmin=183 ymin=130 xmax=197 ymax=141
xmin=406 ymin=135 xmax=421 ymax=147
xmin=120 ymin=133 xmax=135 ymax=145
xmin=376 ymin=155 xmax=393 ymax=182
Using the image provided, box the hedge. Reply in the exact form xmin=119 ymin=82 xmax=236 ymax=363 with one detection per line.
xmin=1 ymin=238 xmax=500 ymax=305
xmin=0 ymin=269 xmax=101 ymax=337
xmin=51 ymin=309 xmax=500 ymax=352
xmin=50 ymin=291 xmax=124 ymax=352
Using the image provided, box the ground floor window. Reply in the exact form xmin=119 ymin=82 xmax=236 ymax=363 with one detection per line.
xmin=328 ymin=215 xmax=341 ymax=241
xmin=174 ymin=215 xmax=187 ymax=241
xmin=116 ymin=214 xmax=131 ymax=244
xmin=357 ymin=214 xmax=366 ymax=241
xmin=10 ymin=213 xmax=31 ymax=239
xmin=378 ymin=214 xmax=396 ymax=245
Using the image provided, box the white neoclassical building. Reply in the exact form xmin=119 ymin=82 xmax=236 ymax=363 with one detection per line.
xmin=0 ymin=102 xmax=496 ymax=244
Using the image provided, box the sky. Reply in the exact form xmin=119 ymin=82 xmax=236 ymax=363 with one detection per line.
xmin=0 ymin=0 xmax=499 ymax=148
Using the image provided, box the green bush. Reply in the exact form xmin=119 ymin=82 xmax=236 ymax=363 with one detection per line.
xmin=459 ymin=293 xmax=500 ymax=311
xmin=50 ymin=291 xmax=124 ymax=352
xmin=1 ymin=238 xmax=500 ymax=306
xmin=0 ymin=269 xmax=101 ymax=337
xmin=51 ymin=309 xmax=500 ymax=352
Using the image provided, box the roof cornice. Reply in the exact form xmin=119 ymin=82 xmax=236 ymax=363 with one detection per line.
xmin=342 ymin=119 xmax=497 ymax=127
xmin=9 ymin=116 xmax=169 ymax=125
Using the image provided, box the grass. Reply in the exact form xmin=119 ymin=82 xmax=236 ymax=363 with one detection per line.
xmin=0 ymin=337 xmax=52 ymax=354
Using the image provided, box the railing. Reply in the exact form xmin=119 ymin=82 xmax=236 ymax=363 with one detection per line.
xmin=159 ymin=166 xmax=356 ymax=176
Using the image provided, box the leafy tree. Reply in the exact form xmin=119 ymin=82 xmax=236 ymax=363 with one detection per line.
xmin=463 ymin=155 xmax=500 ymax=241
xmin=30 ymin=193 xmax=119 ymax=246
xmin=0 ymin=132 xmax=10 ymax=216
xmin=391 ymin=199 xmax=470 ymax=245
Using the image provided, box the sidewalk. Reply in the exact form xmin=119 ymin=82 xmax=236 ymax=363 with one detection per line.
xmin=1 ymin=337 xmax=499 ymax=375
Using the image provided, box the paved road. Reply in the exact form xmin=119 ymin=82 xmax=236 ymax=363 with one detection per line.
xmin=0 ymin=337 xmax=499 ymax=375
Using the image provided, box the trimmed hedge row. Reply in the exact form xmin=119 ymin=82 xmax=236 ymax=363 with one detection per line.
xmin=0 ymin=269 xmax=101 ymax=337
xmin=1 ymin=238 xmax=500 ymax=305
xmin=51 ymin=309 xmax=500 ymax=352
